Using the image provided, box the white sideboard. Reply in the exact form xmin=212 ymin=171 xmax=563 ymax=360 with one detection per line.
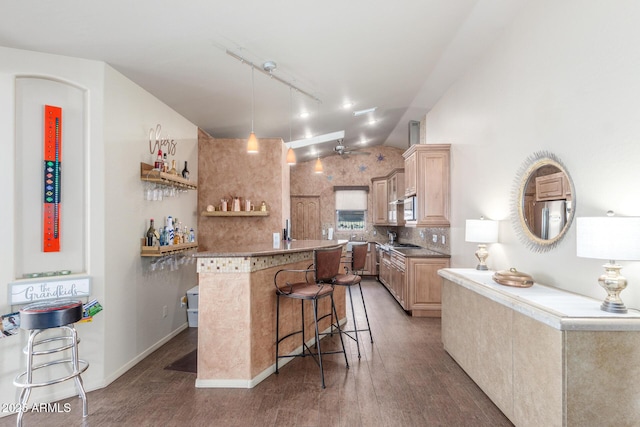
xmin=438 ymin=268 xmax=640 ymax=427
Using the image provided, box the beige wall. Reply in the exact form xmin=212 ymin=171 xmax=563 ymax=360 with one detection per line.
xmin=427 ymin=0 xmax=640 ymax=309
xmin=197 ymin=130 xmax=290 ymax=250
xmin=290 ymin=146 xmax=404 ymax=242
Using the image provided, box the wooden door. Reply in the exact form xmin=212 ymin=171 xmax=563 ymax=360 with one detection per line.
xmin=290 ymin=196 xmax=320 ymax=240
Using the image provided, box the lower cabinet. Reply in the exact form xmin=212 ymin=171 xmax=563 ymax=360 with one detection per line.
xmin=406 ymin=257 xmax=449 ymax=317
xmin=377 ymin=248 xmax=449 ymax=317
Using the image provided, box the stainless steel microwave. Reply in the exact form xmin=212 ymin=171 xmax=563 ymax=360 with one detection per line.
xmin=404 ymin=196 xmax=416 ymax=221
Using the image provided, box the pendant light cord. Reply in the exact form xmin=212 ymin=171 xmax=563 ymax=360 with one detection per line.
xmin=251 ymin=65 xmax=255 ymax=133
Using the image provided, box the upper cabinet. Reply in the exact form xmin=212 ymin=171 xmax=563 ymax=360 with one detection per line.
xmin=371 ymin=177 xmax=389 ymax=225
xmin=387 ymin=169 xmax=405 ymax=226
xmin=404 ymin=153 xmax=417 ymax=197
xmin=371 ymin=169 xmax=404 ymax=226
xmin=402 ymin=144 xmax=450 ymax=228
xmin=535 ymin=171 xmax=571 ymax=201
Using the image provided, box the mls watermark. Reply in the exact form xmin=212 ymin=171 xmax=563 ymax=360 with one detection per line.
xmin=2 ymin=402 xmax=72 ymax=413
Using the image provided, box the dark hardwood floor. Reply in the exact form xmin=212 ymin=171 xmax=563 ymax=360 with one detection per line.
xmin=1 ymin=279 xmax=512 ymax=427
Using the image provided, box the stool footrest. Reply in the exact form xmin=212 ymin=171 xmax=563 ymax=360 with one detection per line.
xmin=14 ymin=359 xmax=89 ymax=389
xmin=22 ymin=335 xmax=81 ymax=356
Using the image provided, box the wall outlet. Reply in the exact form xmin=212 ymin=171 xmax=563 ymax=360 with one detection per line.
xmin=432 ymin=234 xmax=438 ymax=243
xmin=441 ymin=235 xmax=446 ymax=245
xmin=162 ymin=305 xmax=168 ymax=318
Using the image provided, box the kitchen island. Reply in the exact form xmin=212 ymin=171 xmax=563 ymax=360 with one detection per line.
xmin=193 ymin=240 xmax=347 ymax=388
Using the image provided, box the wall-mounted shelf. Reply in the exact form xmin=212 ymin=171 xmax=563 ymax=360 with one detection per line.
xmin=201 ymin=211 xmax=269 ymax=217
xmin=140 ymin=162 xmax=197 ymax=190
xmin=141 ymin=241 xmax=198 ymax=257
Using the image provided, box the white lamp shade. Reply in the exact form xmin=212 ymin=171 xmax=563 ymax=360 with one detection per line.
xmin=576 ymin=216 xmax=640 ymax=261
xmin=465 ymin=219 xmax=499 ymax=243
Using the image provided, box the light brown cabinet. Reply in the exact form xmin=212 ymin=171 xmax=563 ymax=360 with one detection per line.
xmin=387 ymin=170 xmax=405 ymax=226
xmin=535 ymin=171 xmax=565 ymax=201
xmin=404 ymin=152 xmax=417 ymax=197
xmin=407 ymin=257 xmax=449 ymax=317
xmin=377 ymin=245 xmax=449 ymax=317
xmin=402 ymin=144 xmax=450 ymax=227
xmin=371 ymin=168 xmax=404 ymax=226
xmin=371 ymin=178 xmax=388 ymax=225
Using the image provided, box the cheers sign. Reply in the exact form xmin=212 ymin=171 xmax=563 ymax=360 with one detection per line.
xmin=149 ymin=124 xmax=178 ymax=156
xmin=10 ymin=277 xmax=91 ymax=305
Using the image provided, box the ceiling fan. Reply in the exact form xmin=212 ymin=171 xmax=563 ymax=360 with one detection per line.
xmin=333 ymin=139 xmax=370 ymax=157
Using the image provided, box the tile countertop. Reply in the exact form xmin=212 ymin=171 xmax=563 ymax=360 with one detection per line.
xmin=194 ymin=239 xmax=344 ymax=258
xmin=438 ymin=268 xmax=640 ymax=331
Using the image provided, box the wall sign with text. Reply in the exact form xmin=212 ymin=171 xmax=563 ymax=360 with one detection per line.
xmin=9 ymin=276 xmax=91 ymax=305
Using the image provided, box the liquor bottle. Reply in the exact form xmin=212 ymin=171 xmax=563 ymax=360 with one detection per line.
xmin=154 ymin=150 xmax=163 ymax=170
xmin=174 ymin=219 xmax=182 ymax=245
xmin=159 ymin=227 xmax=166 ymax=246
xmin=190 ymin=228 xmax=195 ymax=243
xmin=181 ymin=161 xmax=190 ymax=180
xmin=169 ymin=160 xmax=178 ymax=175
xmin=162 ymin=153 xmax=169 ymax=173
xmin=166 ymin=216 xmax=174 ymax=246
xmin=146 ymin=219 xmax=155 ymax=246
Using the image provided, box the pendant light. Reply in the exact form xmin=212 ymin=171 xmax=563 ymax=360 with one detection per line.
xmin=286 ymin=87 xmax=296 ymax=165
xmin=247 ymin=65 xmax=259 ymax=153
xmin=314 ymin=156 xmax=323 ymax=173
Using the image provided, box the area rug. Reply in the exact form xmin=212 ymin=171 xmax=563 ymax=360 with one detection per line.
xmin=164 ymin=349 xmax=197 ymax=373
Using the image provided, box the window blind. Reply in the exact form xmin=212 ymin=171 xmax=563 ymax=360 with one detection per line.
xmin=335 ymin=190 xmax=367 ymax=210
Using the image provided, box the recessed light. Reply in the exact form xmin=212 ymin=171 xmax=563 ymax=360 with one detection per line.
xmin=299 ymin=111 xmax=310 ymax=118
xmin=353 ymin=107 xmax=377 ymax=116
xmin=342 ymin=101 xmax=354 ymax=109
xmin=368 ymin=119 xmax=377 ymax=125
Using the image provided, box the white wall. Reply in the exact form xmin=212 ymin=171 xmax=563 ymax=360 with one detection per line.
xmin=0 ymin=47 xmax=197 ymax=412
xmin=427 ymin=0 xmax=640 ymax=310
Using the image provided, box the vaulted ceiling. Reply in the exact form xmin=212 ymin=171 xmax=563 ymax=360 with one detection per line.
xmin=0 ymin=0 xmax=526 ymax=162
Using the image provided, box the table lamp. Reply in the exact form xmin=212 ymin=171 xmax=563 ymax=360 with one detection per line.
xmin=465 ymin=217 xmax=499 ymax=270
xmin=576 ymin=212 xmax=640 ymax=313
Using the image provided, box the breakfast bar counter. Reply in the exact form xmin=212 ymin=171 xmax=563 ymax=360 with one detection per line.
xmin=193 ymin=240 xmax=346 ymax=388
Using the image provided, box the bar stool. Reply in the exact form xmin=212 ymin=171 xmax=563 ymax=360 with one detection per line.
xmin=274 ymin=245 xmax=349 ymax=388
xmin=333 ymin=242 xmax=373 ymax=359
xmin=13 ymin=299 xmax=89 ymax=426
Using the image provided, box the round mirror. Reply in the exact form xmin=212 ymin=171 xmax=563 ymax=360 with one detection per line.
xmin=512 ymin=151 xmax=576 ymax=252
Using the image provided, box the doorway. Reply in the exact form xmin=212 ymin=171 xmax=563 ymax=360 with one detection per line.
xmin=291 ymin=196 xmax=321 ymax=240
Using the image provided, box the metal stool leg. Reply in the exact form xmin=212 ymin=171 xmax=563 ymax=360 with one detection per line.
xmin=275 ymin=294 xmax=280 ymax=374
xmin=312 ymin=299 xmax=325 ymax=388
xmin=331 ymin=294 xmax=349 ymax=369
xmin=16 ymin=330 xmax=38 ymax=427
xmin=347 ymin=285 xmax=361 ymax=358
xmin=70 ymin=326 xmax=88 ymax=417
xmin=358 ymin=282 xmax=374 ymax=343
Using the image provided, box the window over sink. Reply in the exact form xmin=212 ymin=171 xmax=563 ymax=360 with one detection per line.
xmin=336 ymin=210 xmax=366 ymax=231
xmin=334 ymin=187 xmax=368 ymax=231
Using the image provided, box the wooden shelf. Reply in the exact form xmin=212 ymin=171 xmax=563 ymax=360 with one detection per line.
xmin=201 ymin=211 xmax=269 ymax=217
xmin=141 ymin=241 xmax=198 ymax=257
xmin=140 ymin=162 xmax=197 ymax=190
